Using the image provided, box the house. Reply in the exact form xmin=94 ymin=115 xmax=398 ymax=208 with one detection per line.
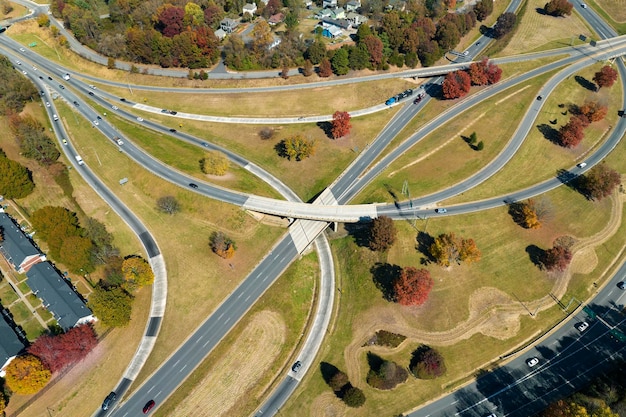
xmin=322 ymin=0 xmax=337 ymax=8
xmin=321 ymin=22 xmax=343 ymax=38
xmin=242 ymin=3 xmax=257 ymax=16
xmin=220 ymin=18 xmax=239 ymax=34
xmin=346 ymin=0 xmax=361 ymax=11
xmin=316 ymin=8 xmax=333 ymax=18
xmin=268 ymin=12 xmax=285 ymax=25
xmin=214 ymin=28 xmax=227 ymax=40
xmin=26 ymin=262 xmax=94 ymax=331
xmin=345 ymin=11 xmax=367 ymax=26
xmin=330 ymin=7 xmax=345 ymax=19
xmin=0 ymin=211 xmax=45 ymax=273
xmin=322 ymin=17 xmax=352 ymax=29
xmin=386 ymin=0 xmax=406 ymax=11
xmin=0 ymin=311 xmax=25 ymax=377
xmin=303 ymin=0 xmax=313 ymax=8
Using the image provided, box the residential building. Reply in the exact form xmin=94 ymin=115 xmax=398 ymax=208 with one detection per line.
xmin=220 ymin=17 xmax=239 ymax=34
xmin=316 ymin=8 xmax=333 ymax=19
xmin=322 ymin=0 xmax=337 ymax=8
xmin=27 ymin=262 xmax=94 ymax=331
xmin=0 ymin=211 xmax=45 ymax=273
xmin=322 ymin=17 xmax=352 ymax=29
xmin=330 ymin=7 xmax=345 ymax=19
xmin=346 ymin=0 xmax=361 ymax=11
xmin=214 ymin=28 xmax=227 ymax=40
xmin=243 ymin=3 xmax=257 ymax=16
xmin=268 ymin=12 xmax=285 ymax=25
xmin=345 ymin=11 xmax=367 ymax=26
xmin=0 ymin=310 xmax=25 ymax=377
xmin=320 ymin=22 xmax=343 ymax=38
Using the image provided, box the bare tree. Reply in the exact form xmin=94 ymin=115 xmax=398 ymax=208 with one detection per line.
xmin=156 ymin=196 xmax=180 ymax=215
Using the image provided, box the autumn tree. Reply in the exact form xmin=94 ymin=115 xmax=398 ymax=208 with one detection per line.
xmin=318 ymin=58 xmax=333 ymax=77
xmin=366 ymin=354 xmax=409 ymax=390
xmin=59 ymin=235 xmax=95 ymax=274
xmin=251 ymin=20 xmax=273 ymax=55
xmin=362 ymin=35 xmax=384 ymax=69
xmin=593 ymin=65 xmax=618 ymax=90
xmin=329 ymin=371 xmax=350 ymax=391
xmin=544 ymin=0 xmax=573 ymax=16
xmin=543 ymin=244 xmax=572 ymax=272
xmin=87 ymin=285 xmax=133 ymax=327
xmin=4 ymin=354 xmax=52 ymax=394
xmin=0 ymin=149 xmax=35 ymax=199
xmin=442 ymin=70 xmax=471 ymax=99
xmin=509 ymin=200 xmax=542 ymax=229
xmin=0 ymin=394 xmax=5 ymax=416
xmin=468 ymin=58 xmax=502 ymax=86
xmin=209 ymin=231 xmax=236 ymax=259
xmin=331 ymin=111 xmax=352 ymax=139
xmin=557 ymin=116 xmax=585 ymax=148
xmin=155 ymin=4 xmax=185 ymax=37
xmin=410 ymin=345 xmax=446 ymax=379
xmin=578 ymin=101 xmax=608 ymax=124
xmin=200 ymin=150 xmax=229 ymax=176
xmin=27 ymin=324 xmax=98 ymax=373
xmin=156 ymin=195 xmax=180 ymax=215
xmin=303 ymin=59 xmax=314 ymax=77
xmin=394 ymin=267 xmax=433 ymax=306
xmin=367 ymin=216 xmax=397 ymax=252
xmin=277 ymin=135 xmax=317 ymax=161
xmin=493 ymin=12 xmax=517 ymax=38
xmin=474 ymin=0 xmax=494 ymax=21
xmin=430 ymin=233 xmax=481 ymax=267
xmin=579 ymin=162 xmax=622 ymax=201
xmin=122 ymin=256 xmax=154 ymax=289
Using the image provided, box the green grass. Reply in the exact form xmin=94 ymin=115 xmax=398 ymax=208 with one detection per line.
xmin=586 ymin=0 xmax=626 ymax=34
xmin=0 ymin=282 xmax=19 ymax=304
xmin=17 ymin=281 xmax=30 ymax=294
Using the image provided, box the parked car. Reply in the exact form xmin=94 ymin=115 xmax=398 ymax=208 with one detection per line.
xmin=143 ymin=400 xmax=155 ymax=414
xmin=526 ymin=357 xmax=539 ymax=367
xmin=292 ymin=361 xmax=302 ymax=373
xmin=577 ymin=321 xmax=589 ymax=332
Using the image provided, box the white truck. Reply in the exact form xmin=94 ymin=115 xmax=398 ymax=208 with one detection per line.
xmin=75 ymin=155 xmax=84 ymax=165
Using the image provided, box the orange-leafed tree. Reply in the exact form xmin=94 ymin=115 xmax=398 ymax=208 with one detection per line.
xmin=430 ymin=232 xmax=481 ymax=267
xmin=331 ymin=111 xmax=352 ymax=139
xmin=210 ymin=231 xmax=236 ymax=259
xmin=593 ymin=65 xmax=618 ymax=90
xmin=578 ymin=101 xmax=608 ymax=124
xmin=557 ymin=116 xmax=585 ymax=148
xmin=5 ymin=354 xmax=52 ymax=394
xmin=393 ymin=267 xmax=433 ymax=306
xmin=442 ymin=70 xmax=471 ymax=99
xmin=318 ymin=58 xmax=332 ymax=77
xmin=458 ymin=238 xmax=482 ymax=264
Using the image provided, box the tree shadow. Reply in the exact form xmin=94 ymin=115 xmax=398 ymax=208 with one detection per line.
xmin=344 ymin=222 xmax=371 ymax=248
xmin=409 ymin=344 xmax=430 ymax=370
xmin=370 ymin=262 xmax=401 ymax=302
xmin=526 ymin=244 xmax=546 ymax=269
xmin=367 ymin=351 xmax=384 ymax=371
xmin=317 ymin=121 xmax=333 ymax=139
xmin=556 ymin=168 xmax=586 ymax=197
xmin=274 ymin=140 xmax=288 ymax=159
xmin=574 ymin=75 xmax=597 ymax=92
xmin=537 ymin=123 xmax=560 ymax=144
xmin=415 ymin=231 xmax=435 ymax=264
xmin=535 ymin=7 xmax=547 ymax=15
xmin=507 ymin=201 xmax=527 ymax=228
xmin=423 ymin=82 xmax=442 ymax=99
xmin=320 ymin=361 xmax=341 ymax=385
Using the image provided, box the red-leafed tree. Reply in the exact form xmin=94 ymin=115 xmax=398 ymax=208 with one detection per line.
xmin=580 ymin=162 xmax=621 ymax=201
xmin=543 ymin=245 xmax=572 ymax=272
xmin=467 ymin=58 xmax=502 ymax=86
xmin=442 ymin=70 xmax=471 ymax=99
xmin=557 ymin=116 xmax=585 ymax=148
xmin=485 ymin=62 xmax=502 ymax=84
xmin=410 ymin=346 xmax=447 ymax=379
xmin=544 ymin=0 xmax=573 ymax=16
xmin=363 ymin=35 xmax=384 ymax=68
xmin=393 ymin=267 xmax=433 ymax=306
xmin=28 ymin=324 xmax=98 ymax=373
xmin=318 ymin=58 xmax=332 ymax=77
xmin=331 ymin=111 xmax=352 ymax=139
xmin=593 ymin=65 xmax=618 ymax=90
xmin=156 ymin=4 xmax=185 ymax=38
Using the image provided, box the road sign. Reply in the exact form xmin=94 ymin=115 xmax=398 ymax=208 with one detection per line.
xmin=583 ymin=305 xmax=596 ymax=319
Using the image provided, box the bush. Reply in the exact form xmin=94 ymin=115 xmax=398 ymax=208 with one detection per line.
xmin=410 ymin=345 xmax=446 ymax=379
xmin=342 ymin=385 xmax=366 ymax=407
xmin=373 ymin=330 xmax=406 ymax=348
xmin=200 ymin=151 xmax=229 ymax=176
xmin=366 ymin=354 xmax=409 ymax=390
xmin=209 ymin=231 xmax=236 ymax=259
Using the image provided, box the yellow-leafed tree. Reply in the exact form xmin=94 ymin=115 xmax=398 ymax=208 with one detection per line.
xmin=5 ymin=354 xmax=51 ymax=395
xmin=122 ymin=256 xmax=154 ymax=288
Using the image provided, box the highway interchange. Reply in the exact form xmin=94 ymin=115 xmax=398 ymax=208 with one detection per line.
xmin=1 ymin=0 xmax=626 ymax=416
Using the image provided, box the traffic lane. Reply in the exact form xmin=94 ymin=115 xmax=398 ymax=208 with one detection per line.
xmin=110 ymin=238 xmax=299 ymax=416
xmin=254 ymin=377 xmax=299 ymax=416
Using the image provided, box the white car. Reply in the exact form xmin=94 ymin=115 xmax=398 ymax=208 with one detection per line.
xmin=22 ymin=70 xmax=27 ymax=75
xmin=45 ymin=102 xmax=50 ymax=107
xmin=577 ymin=322 xmax=589 ymax=332
xmin=112 ymin=105 xmax=118 ymax=110
xmin=32 ymin=66 xmax=37 ymax=71
xmin=62 ymin=139 xmax=68 ymax=145
xmin=577 ymin=162 xmax=587 ymax=168
xmin=137 ymin=117 xmax=144 ymax=122
xmin=116 ymin=138 xmax=124 ymax=146
xmin=581 ymin=3 xmax=587 ymax=8
xmin=89 ymin=85 xmax=96 ymax=89
xmin=16 ymin=60 xmax=21 ymax=65
xmin=526 ymin=357 xmax=539 ymax=367
xmin=93 ymin=120 xmax=99 ymax=126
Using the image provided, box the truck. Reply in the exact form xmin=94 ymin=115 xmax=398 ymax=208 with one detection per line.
xmin=385 ymin=97 xmax=396 ymax=105
xmin=75 ymin=155 xmax=84 ymax=165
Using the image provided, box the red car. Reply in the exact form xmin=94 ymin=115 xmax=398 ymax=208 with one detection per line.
xmin=143 ymin=400 xmax=155 ymax=414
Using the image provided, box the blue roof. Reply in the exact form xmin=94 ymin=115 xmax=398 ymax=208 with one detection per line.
xmin=26 ymin=262 xmax=92 ymax=330
xmin=0 ymin=212 xmax=40 ymax=270
xmin=0 ymin=311 xmax=25 ymax=370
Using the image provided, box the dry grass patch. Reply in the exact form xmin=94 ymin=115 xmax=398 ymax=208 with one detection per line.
xmin=174 ymin=311 xmax=285 ymax=417
xmin=497 ymin=0 xmax=590 ymax=55
xmin=594 ymin=0 xmax=626 ymax=23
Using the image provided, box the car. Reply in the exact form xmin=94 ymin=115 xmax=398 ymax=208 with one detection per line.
xmin=476 ymin=41 xmax=481 ymax=46
xmin=101 ymin=392 xmax=117 ymax=411
xmin=112 ymin=105 xmax=118 ymax=110
xmin=526 ymin=357 xmax=540 ymax=367
xmin=414 ymin=97 xmax=423 ymax=104
xmin=169 ymin=128 xmax=177 ymax=132
xmin=73 ymin=101 xmax=80 ymax=107
xmin=581 ymin=3 xmax=587 ymax=7
xmin=537 ymin=95 xmax=542 ymax=100
xmin=116 ymin=138 xmax=124 ymax=146
xmin=45 ymin=102 xmax=50 ymax=107
xmin=97 ymin=115 xmax=102 ymax=120
xmin=62 ymin=139 xmax=68 ymax=145
xmin=62 ymin=73 xmax=70 ymax=80
xmin=577 ymin=321 xmax=589 ymax=332
xmin=189 ymin=183 xmax=198 ymax=189
xmin=292 ymin=361 xmax=302 ymax=373
xmin=15 ymin=60 xmax=21 ymax=65
xmin=435 ymin=208 xmax=447 ymax=213
xmin=89 ymin=85 xmax=96 ymax=89
xmin=137 ymin=117 xmax=144 ymax=122
xmin=93 ymin=120 xmax=99 ymax=126
xmin=48 ymin=76 xmax=52 ymax=80
xmin=161 ymin=109 xmax=169 ymax=113
xmin=463 ymin=50 xmax=469 ymax=56
xmin=19 ymin=47 xmax=25 ymax=52
xmin=120 ymin=98 xmax=126 ymax=101
xmin=577 ymin=162 xmax=587 ymax=168
xmin=169 ymin=110 xmax=177 ymax=115
xmin=40 ymin=90 xmax=45 ymax=96
xmin=485 ymin=414 xmax=497 ymax=417
xmin=88 ymin=91 xmax=94 ymax=96
xmin=22 ymin=70 xmax=27 ymax=75
xmin=59 ymin=84 xmax=65 ymax=89
xmin=32 ymin=66 xmax=37 ymax=71
xmin=618 ymin=281 xmax=625 ymax=290
xmin=201 ymin=142 xmax=209 ymax=147
xmin=143 ymin=400 xmax=155 ymax=414
xmin=38 ymin=76 xmax=43 ymax=79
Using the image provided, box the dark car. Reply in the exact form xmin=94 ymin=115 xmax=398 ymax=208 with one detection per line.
xmin=292 ymin=361 xmax=302 ymax=373
xmin=169 ymin=110 xmax=177 ymax=115
xmin=88 ymin=91 xmax=94 ymax=96
xmin=48 ymin=76 xmax=52 ymax=80
xmin=59 ymin=84 xmax=65 ymax=89
xmin=189 ymin=183 xmax=198 ymax=189
xmin=618 ymin=281 xmax=625 ymax=290
xmin=537 ymin=95 xmax=542 ymax=100
xmin=101 ymin=392 xmax=117 ymax=411
xmin=120 ymin=97 xmax=126 ymax=101
xmin=169 ymin=128 xmax=177 ymax=132
xmin=73 ymin=101 xmax=79 ymax=106
xmin=143 ymin=400 xmax=155 ymax=414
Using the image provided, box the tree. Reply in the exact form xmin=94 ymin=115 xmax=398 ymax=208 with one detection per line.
xmin=430 ymin=232 xmax=481 ymax=266
xmin=331 ymin=47 xmax=350 ymax=75
xmin=259 ymin=127 xmax=275 ymax=140
xmin=318 ymin=58 xmax=333 ymax=77
xmin=331 ymin=111 xmax=352 ymax=139
xmin=442 ymin=70 xmax=471 ymax=99
xmin=493 ymin=12 xmax=517 ymax=38
xmin=509 ymin=200 xmax=542 ymax=229
xmin=362 ymin=35 xmax=384 ymax=68
xmin=84 ymin=217 xmax=116 ymax=265
xmin=0 ymin=394 xmax=5 ymax=416
xmin=9 ymin=114 xmax=60 ymax=165
xmin=580 ymin=162 xmax=621 ymax=201
xmin=366 ymin=355 xmax=409 ymax=390
xmin=59 ymin=235 xmax=94 ymax=274
xmin=306 ymin=39 xmax=326 ymax=65
xmin=303 ymin=59 xmax=314 ymax=77
xmin=277 ymin=136 xmax=317 ymax=161
xmin=368 ymin=216 xmax=397 ymax=252
xmin=4 ymin=354 xmax=52 ymax=394
xmin=157 ymin=196 xmax=180 ymax=215
xmin=342 ymin=385 xmax=366 ymax=407
xmin=474 ymin=0 xmax=494 ymax=21
xmin=543 ymin=244 xmax=572 ymax=272
xmin=558 ymin=116 xmax=585 ymax=148
xmin=593 ymin=65 xmax=618 ymax=90
xmin=209 ymin=231 xmax=236 ymax=259
xmin=31 ymin=206 xmax=79 ymax=241
xmin=122 ymin=256 xmax=154 ymax=288
xmin=394 ymin=267 xmax=434 ymax=306
xmin=200 ymin=150 xmax=229 ymax=176
xmin=410 ymin=345 xmax=446 ymax=379
xmin=27 ymin=324 xmax=98 ymax=373
xmin=87 ymin=285 xmax=133 ymax=327
xmin=281 ymin=64 xmax=289 ymax=79
xmin=155 ymin=4 xmax=185 ymax=37
xmin=468 ymin=58 xmax=502 ymax=86
xmin=544 ymin=0 xmax=573 ymax=16
xmin=251 ymin=20 xmax=273 ymax=55
xmin=0 ymin=149 xmax=35 ymax=199
xmin=329 ymin=371 xmax=350 ymax=391
xmin=578 ymin=101 xmax=608 ymax=124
